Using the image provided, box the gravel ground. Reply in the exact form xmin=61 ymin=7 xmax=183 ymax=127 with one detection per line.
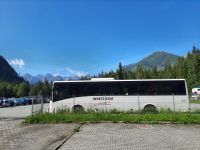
xmin=0 ymin=119 xmax=80 ymax=150
xmin=0 ymin=104 xmax=49 ymax=118
xmin=59 ymin=123 xmax=200 ymax=150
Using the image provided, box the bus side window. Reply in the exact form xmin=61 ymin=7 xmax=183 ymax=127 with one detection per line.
xmin=123 ymin=88 xmax=128 ymax=95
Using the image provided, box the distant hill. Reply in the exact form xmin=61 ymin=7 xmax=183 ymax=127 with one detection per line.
xmin=124 ymin=51 xmax=179 ymax=71
xmin=0 ymin=55 xmax=24 ymax=82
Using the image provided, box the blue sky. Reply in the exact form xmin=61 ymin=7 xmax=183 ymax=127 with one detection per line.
xmin=0 ymin=0 xmax=200 ymax=77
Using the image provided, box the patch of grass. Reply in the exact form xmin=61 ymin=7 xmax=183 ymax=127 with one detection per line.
xmin=56 ymin=108 xmax=71 ymax=114
xmin=190 ymin=99 xmax=200 ymax=104
xmin=23 ymin=111 xmax=200 ymax=124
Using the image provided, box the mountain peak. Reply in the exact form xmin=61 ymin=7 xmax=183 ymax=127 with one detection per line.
xmin=149 ymin=51 xmax=177 ymax=57
xmin=23 ymin=73 xmax=65 ymax=84
xmin=124 ymin=51 xmax=179 ymax=70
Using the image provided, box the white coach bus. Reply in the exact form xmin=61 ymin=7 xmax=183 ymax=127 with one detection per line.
xmin=51 ymin=78 xmax=189 ymax=112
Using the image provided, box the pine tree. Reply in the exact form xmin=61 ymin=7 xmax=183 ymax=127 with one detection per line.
xmin=187 ymin=47 xmax=200 ymax=91
xmin=135 ymin=65 xmax=144 ymax=79
xmin=117 ymin=62 xmax=123 ymax=79
xmin=152 ymin=66 xmax=158 ymax=79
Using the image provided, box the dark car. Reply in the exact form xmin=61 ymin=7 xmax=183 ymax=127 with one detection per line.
xmin=9 ymin=100 xmax=15 ymax=106
xmin=14 ymin=98 xmax=28 ymax=106
xmin=24 ymin=98 xmax=32 ymax=105
xmin=0 ymin=100 xmax=3 ymax=107
xmin=8 ymin=98 xmax=15 ymax=106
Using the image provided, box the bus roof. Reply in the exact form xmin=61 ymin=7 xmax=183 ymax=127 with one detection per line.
xmin=53 ymin=79 xmax=186 ymax=84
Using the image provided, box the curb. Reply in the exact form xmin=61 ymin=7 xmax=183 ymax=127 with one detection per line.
xmin=54 ymin=123 xmax=85 ymax=150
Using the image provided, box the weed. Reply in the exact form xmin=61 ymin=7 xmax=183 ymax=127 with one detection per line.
xmin=23 ymin=111 xmax=200 ymax=124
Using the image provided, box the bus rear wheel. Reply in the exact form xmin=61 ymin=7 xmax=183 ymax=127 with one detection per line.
xmin=142 ymin=104 xmax=158 ymax=114
xmin=73 ymin=105 xmax=84 ymax=113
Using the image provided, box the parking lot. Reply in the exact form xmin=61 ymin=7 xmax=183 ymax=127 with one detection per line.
xmin=1 ymin=103 xmax=200 ymax=149
xmin=59 ymin=123 xmax=200 ymax=150
xmin=0 ymin=118 xmax=80 ymax=150
xmin=1 ymin=120 xmax=200 ymax=150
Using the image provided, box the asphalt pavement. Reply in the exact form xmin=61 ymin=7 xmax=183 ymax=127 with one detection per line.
xmin=0 ymin=103 xmax=49 ymax=118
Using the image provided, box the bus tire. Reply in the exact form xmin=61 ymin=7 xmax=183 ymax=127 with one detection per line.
xmin=73 ymin=105 xmax=84 ymax=113
xmin=142 ymin=104 xmax=157 ymax=114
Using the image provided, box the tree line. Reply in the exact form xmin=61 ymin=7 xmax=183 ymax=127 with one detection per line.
xmin=0 ymin=79 xmax=51 ymax=98
xmin=97 ymin=46 xmax=200 ymax=92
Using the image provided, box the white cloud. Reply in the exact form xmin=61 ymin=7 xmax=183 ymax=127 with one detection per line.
xmin=66 ymin=67 xmax=88 ymax=77
xmin=8 ymin=58 xmax=25 ymax=68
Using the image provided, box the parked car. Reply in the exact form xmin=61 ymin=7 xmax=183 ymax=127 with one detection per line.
xmin=8 ymin=98 xmax=16 ymax=106
xmin=0 ymin=100 xmax=3 ymax=107
xmin=191 ymin=93 xmax=200 ymax=100
xmin=14 ymin=98 xmax=28 ymax=106
xmin=2 ymin=100 xmax=10 ymax=107
xmin=9 ymin=100 xmax=15 ymax=106
xmin=192 ymin=86 xmax=200 ymax=100
xmin=24 ymin=98 xmax=32 ymax=105
xmin=2 ymin=99 xmax=14 ymax=107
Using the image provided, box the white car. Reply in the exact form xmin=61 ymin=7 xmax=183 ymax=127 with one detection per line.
xmin=191 ymin=94 xmax=199 ymax=100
